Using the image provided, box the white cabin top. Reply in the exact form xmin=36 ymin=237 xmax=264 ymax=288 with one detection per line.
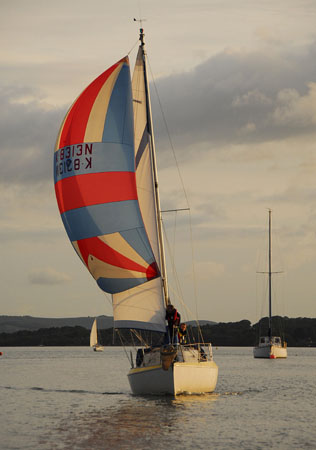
xmin=259 ymin=336 xmax=282 ymax=345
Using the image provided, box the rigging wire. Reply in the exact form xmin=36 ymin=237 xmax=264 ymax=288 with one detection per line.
xmin=147 ymin=56 xmax=190 ymax=210
xmin=116 ymin=329 xmax=133 ymax=363
xmin=147 ymin=55 xmax=202 ymax=332
xmin=131 ymin=329 xmax=149 ymax=347
xmin=172 ymin=211 xmax=177 ymax=261
xmin=103 ymin=292 xmax=112 ymax=306
xmin=127 ymin=39 xmax=140 ymax=56
xmin=162 ymin=218 xmax=204 ymax=343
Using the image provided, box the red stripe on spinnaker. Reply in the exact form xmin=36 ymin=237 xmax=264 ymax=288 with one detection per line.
xmin=77 ymin=236 xmax=158 ymax=278
xmin=58 ymin=62 xmax=120 ymax=149
xmin=55 ymin=172 xmax=137 ymax=214
xmin=146 ymin=262 xmax=160 ymax=280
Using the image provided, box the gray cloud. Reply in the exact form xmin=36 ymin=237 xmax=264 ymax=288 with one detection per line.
xmin=1 ymin=40 xmax=315 ymax=187
xmin=152 ymin=40 xmax=316 ymax=153
xmin=28 ymin=267 xmax=71 ymax=285
xmin=0 ymin=85 xmax=65 ymax=185
xmin=0 ymin=227 xmax=64 ymax=243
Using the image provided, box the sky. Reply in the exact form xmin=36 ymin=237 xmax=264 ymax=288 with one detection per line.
xmin=1 ymin=0 xmax=316 ymax=323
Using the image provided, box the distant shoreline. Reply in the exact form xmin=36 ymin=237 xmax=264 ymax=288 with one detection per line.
xmin=0 ymin=316 xmax=315 ymax=348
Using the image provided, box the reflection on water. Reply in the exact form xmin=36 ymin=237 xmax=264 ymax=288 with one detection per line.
xmin=2 ymin=347 xmax=316 ymax=449
xmin=42 ymin=394 xmax=219 ymax=449
xmin=172 ymin=392 xmax=220 ymax=404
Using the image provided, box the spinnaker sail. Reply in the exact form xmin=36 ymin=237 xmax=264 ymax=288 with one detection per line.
xmin=54 ymin=57 xmax=159 ymax=295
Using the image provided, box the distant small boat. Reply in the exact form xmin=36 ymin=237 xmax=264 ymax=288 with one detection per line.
xmin=253 ymin=210 xmax=287 ymax=359
xmin=90 ymin=318 xmax=104 ymax=352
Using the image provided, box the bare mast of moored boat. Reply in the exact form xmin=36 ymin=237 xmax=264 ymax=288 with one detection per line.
xmin=262 ymin=209 xmax=282 ymax=339
xmin=268 ymin=209 xmax=272 ymax=339
xmin=254 ymin=209 xmax=287 ymax=358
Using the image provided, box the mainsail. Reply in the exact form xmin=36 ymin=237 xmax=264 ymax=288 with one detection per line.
xmin=54 ymin=57 xmax=159 ymax=295
xmin=112 ymin=47 xmax=166 ymax=332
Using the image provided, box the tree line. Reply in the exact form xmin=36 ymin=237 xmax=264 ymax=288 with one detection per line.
xmin=0 ymin=317 xmax=315 ymax=347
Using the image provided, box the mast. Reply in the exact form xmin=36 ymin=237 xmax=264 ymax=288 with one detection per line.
xmin=268 ymin=209 xmax=272 ymax=339
xmin=138 ymin=27 xmax=170 ymax=307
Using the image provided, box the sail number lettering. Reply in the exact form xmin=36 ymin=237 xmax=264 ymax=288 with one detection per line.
xmin=55 ymin=143 xmax=93 ymax=177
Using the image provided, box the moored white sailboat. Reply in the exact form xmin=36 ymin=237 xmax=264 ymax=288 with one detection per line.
xmin=54 ymin=27 xmax=218 ymax=394
xmin=90 ymin=318 xmax=104 ymax=352
xmin=253 ymin=210 xmax=287 ymax=359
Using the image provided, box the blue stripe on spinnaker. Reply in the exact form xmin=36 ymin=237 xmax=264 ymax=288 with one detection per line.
xmin=97 ymin=276 xmax=151 ymax=294
xmin=54 ymin=142 xmax=135 ymax=183
xmin=120 ymin=229 xmax=156 ymax=265
xmin=135 ymin=127 xmax=148 ymax=169
xmin=102 ymin=64 xmax=134 ymax=146
xmin=61 ymin=200 xmax=144 ymax=242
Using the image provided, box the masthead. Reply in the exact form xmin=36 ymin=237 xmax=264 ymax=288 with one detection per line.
xmin=133 ymin=18 xmax=146 ymax=45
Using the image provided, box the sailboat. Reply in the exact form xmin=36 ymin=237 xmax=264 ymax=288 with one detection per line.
xmin=90 ymin=318 xmax=104 ymax=352
xmin=253 ymin=210 xmax=287 ymax=359
xmin=54 ymin=27 xmax=218 ymax=394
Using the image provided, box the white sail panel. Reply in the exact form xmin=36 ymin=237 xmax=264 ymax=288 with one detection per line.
xmin=112 ymin=47 xmax=166 ymax=332
xmin=113 ymin=280 xmax=166 ymax=332
xmin=132 ymin=47 xmax=161 ymax=263
xmin=84 ymin=65 xmax=121 ymax=142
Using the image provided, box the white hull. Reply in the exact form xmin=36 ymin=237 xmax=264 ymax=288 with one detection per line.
xmin=253 ymin=344 xmax=287 ymax=359
xmin=128 ymin=361 xmax=218 ymax=395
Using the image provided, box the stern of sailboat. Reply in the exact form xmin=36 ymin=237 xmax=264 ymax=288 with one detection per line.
xmin=128 ymin=343 xmax=218 ymax=395
xmin=254 ymin=336 xmax=288 ymax=358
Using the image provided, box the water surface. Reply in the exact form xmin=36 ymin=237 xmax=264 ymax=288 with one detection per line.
xmin=0 ymin=346 xmax=315 ymax=449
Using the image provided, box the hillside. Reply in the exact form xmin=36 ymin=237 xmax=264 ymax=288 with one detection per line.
xmin=0 ymin=315 xmax=214 ymax=334
xmin=0 ymin=315 xmax=113 ymax=333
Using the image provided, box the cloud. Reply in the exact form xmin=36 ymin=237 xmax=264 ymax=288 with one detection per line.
xmin=152 ymin=40 xmax=316 ymax=154
xmin=0 ymin=85 xmax=65 ymax=186
xmin=28 ymin=267 xmax=71 ymax=285
xmin=1 ymin=40 xmax=316 ymax=191
xmin=193 ymin=261 xmax=225 ymax=279
xmin=271 ymin=83 xmax=316 ymax=126
xmin=232 ymin=89 xmax=272 ymax=107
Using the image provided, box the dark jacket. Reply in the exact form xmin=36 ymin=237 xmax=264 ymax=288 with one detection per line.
xmin=165 ymin=308 xmax=181 ymax=327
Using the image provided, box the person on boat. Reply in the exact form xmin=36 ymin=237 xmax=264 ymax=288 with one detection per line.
xmin=136 ymin=348 xmax=144 ymax=367
xmin=165 ymin=304 xmax=181 ymax=343
xmin=178 ymin=323 xmax=188 ymax=344
xmin=199 ymin=346 xmax=207 ymax=361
